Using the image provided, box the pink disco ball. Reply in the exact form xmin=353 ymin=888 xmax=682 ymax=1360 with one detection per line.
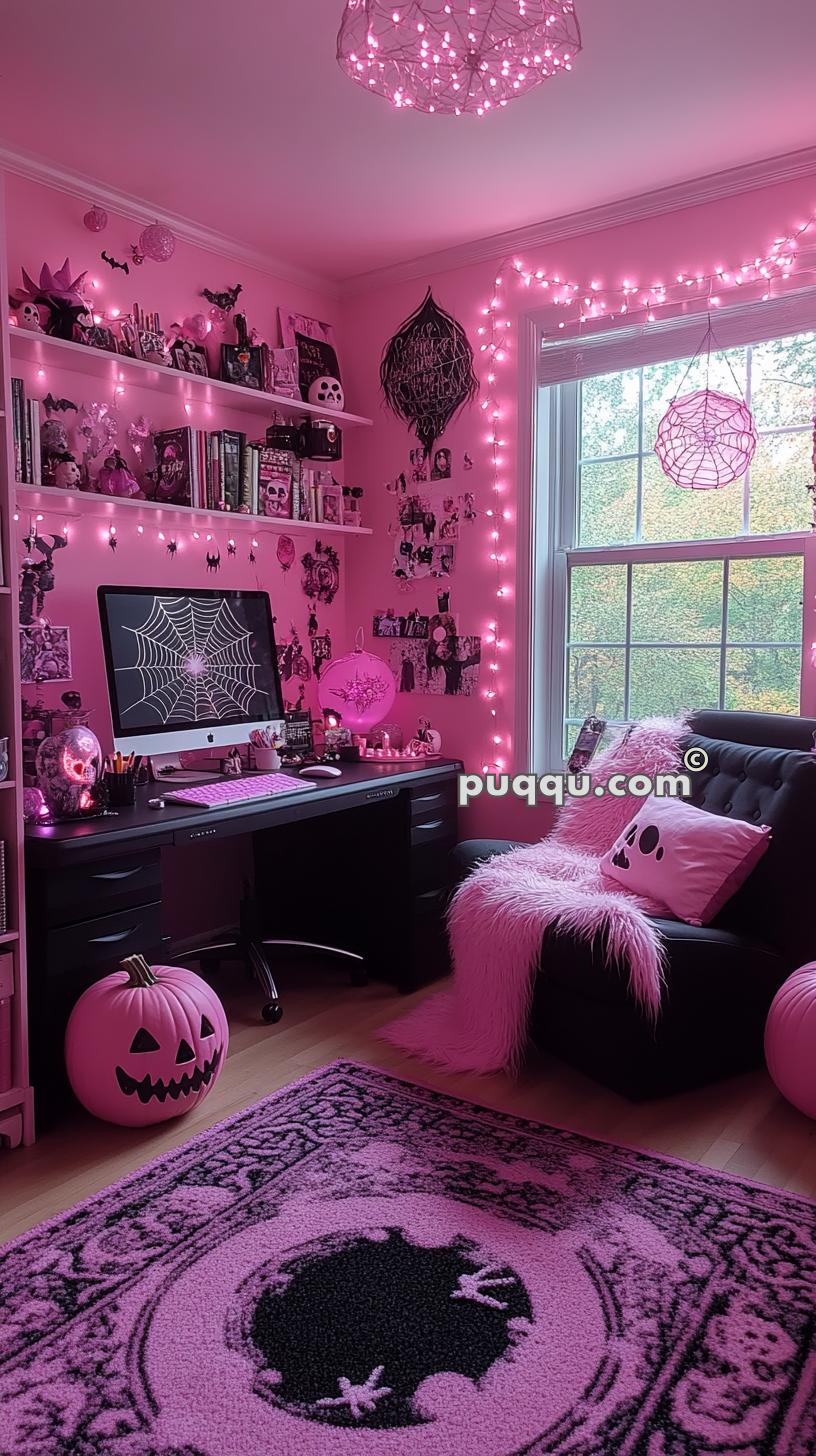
xmin=765 ymin=963 xmax=816 ymax=1118
xmin=139 ymin=222 xmax=176 ymax=263
xmin=318 ymin=648 xmax=396 ymax=732
xmin=83 ymin=204 xmax=108 ymax=233
xmin=655 ymin=388 xmax=757 ymax=490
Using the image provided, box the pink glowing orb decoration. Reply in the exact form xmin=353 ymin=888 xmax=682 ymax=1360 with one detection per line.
xmin=655 ymin=389 xmax=758 ymax=490
xmin=83 ymin=204 xmax=108 ymax=233
xmin=139 ymin=221 xmax=176 ymax=263
xmin=318 ymin=647 xmax=397 ymax=732
xmin=337 ymin=0 xmax=582 ymax=116
xmin=765 ymin=964 xmax=816 ymax=1119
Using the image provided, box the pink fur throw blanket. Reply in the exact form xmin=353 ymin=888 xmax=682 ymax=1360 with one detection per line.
xmin=381 ymin=716 xmax=689 ymax=1075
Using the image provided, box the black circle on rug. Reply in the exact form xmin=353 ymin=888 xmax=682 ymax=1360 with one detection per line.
xmin=239 ymin=1227 xmax=533 ymax=1428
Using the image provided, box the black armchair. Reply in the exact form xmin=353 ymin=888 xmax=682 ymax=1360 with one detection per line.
xmin=452 ymin=711 xmax=816 ymax=1099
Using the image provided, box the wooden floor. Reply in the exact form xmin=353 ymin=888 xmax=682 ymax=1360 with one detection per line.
xmin=1 ymin=962 xmax=814 ymax=1244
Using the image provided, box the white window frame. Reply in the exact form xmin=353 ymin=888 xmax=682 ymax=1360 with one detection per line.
xmin=530 ymin=297 xmax=816 ymax=770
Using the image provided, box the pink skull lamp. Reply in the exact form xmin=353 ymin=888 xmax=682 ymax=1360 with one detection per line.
xmin=36 ymin=725 xmax=102 ymax=819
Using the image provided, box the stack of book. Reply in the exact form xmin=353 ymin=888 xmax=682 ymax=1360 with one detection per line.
xmin=11 ymin=378 xmax=42 ymax=485
xmin=152 ymin=427 xmax=345 ymax=522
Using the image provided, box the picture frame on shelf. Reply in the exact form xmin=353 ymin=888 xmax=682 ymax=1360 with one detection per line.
xmin=278 ymin=307 xmax=342 ymax=401
xmin=172 ymin=341 xmax=209 ymax=376
xmin=319 ymin=480 xmax=343 ymax=527
xmin=81 ymin=324 xmax=118 ymax=354
xmin=221 ymin=342 xmax=269 ymax=392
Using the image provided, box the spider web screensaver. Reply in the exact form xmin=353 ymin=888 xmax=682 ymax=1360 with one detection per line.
xmin=99 ymin=589 xmax=282 ymax=732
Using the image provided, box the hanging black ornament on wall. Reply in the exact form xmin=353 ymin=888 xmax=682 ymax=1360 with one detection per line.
xmin=380 ymin=288 xmax=478 ymax=457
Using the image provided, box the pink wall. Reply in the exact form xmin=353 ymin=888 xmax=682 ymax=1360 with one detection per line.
xmin=343 ymin=171 xmax=816 ymax=843
xmin=5 ymin=172 xmax=356 ymax=936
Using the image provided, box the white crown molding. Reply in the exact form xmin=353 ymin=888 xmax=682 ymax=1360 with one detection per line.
xmin=0 ymin=142 xmax=339 ymax=299
xmin=339 ymin=144 xmax=816 ymax=296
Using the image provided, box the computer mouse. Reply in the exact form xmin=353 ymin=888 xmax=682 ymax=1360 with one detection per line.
xmin=148 ymin=797 xmax=166 ymax=809
xmin=299 ymin=764 xmax=342 ymax=778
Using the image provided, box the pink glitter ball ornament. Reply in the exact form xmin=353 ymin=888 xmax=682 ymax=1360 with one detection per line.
xmin=655 ymin=388 xmax=757 ymax=490
xmin=139 ymin=222 xmax=176 ymax=263
xmin=337 ymin=0 xmax=581 ymax=117
xmin=83 ymin=204 xmax=108 ymax=233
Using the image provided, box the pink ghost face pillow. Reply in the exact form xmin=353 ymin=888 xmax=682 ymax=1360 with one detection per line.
xmin=600 ymin=794 xmax=771 ymax=925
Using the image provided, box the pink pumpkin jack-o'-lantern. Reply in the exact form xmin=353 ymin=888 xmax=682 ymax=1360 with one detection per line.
xmin=66 ymin=955 xmax=228 ymax=1126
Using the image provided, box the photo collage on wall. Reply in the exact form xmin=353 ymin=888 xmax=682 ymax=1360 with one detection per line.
xmin=390 ymin=446 xmax=476 ymax=585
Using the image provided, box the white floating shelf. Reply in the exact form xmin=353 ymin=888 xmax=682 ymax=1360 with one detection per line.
xmin=9 ymin=327 xmax=373 ymax=428
xmin=15 ymin=483 xmax=372 ymax=536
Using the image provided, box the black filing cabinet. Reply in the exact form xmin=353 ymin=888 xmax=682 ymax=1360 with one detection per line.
xmin=25 ymin=843 xmax=168 ymax=1120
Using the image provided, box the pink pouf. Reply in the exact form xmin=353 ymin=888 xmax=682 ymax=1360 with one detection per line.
xmin=765 ymin=963 xmax=816 ymax=1118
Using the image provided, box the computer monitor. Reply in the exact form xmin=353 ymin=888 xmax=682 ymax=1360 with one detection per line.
xmin=98 ymin=585 xmax=284 ymax=764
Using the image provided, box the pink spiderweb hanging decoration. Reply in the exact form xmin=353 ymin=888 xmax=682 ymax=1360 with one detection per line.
xmin=337 ymin=0 xmax=581 ymax=117
xmin=655 ymin=389 xmax=757 ymax=490
xmin=654 ymin=321 xmax=757 ymax=490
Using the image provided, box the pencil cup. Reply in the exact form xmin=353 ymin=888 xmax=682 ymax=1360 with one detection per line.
xmin=253 ymin=747 xmax=280 ymax=771
xmin=103 ymin=770 xmax=136 ymax=807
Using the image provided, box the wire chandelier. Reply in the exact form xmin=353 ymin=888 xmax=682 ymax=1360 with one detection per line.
xmin=337 ymin=1 xmax=582 ymax=116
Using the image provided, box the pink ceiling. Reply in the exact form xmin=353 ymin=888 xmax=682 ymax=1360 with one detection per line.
xmin=0 ymin=0 xmax=814 ymax=282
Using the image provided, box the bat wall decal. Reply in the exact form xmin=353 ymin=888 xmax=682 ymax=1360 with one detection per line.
xmin=101 ymin=251 xmax=130 ymax=275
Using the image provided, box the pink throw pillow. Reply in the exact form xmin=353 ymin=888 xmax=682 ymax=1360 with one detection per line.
xmin=600 ymin=795 xmax=771 ymax=926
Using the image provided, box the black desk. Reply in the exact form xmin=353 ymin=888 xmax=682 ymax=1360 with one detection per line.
xmin=25 ymin=758 xmax=461 ymax=1118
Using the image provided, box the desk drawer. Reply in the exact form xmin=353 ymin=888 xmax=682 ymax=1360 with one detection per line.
xmin=410 ymin=782 xmax=457 ymax=823
xmin=45 ymin=902 xmax=163 ymax=979
xmin=411 ymin=837 xmax=456 ymax=893
xmin=45 ymin=851 xmax=162 ymax=925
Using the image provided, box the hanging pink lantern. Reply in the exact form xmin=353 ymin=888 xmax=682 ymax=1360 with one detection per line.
xmin=83 ymin=204 xmax=108 ymax=233
xmin=655 ymin=389 xmax=757 ymax=490
xmin=139 ymin=221 xmax=176 ymax=263
xmin=318 ymin=643 xmax=396 ymax=732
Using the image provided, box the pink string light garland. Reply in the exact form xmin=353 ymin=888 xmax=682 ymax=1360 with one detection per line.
xmin=476 ymin=210 xmax=816 ymax=774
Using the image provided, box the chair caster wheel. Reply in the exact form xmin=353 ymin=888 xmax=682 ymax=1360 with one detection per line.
xmin=262 ymin=1001 xmax=283 ymax=1024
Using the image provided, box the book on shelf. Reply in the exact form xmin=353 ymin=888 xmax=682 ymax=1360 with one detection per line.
xmin=10 ymin=379 xmax=43 ymax=486
xmin=221 ymin=429 xmax=245 ymax=513
xmin=153 ymin=427 xmax=194 ymax=507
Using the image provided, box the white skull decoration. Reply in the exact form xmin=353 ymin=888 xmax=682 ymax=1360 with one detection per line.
xmin=19 ymin=302 xmax=42 ymax=332
xmin=308 ymin=376 xmax=345 ymax=411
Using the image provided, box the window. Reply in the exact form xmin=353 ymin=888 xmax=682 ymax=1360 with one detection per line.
xmin=535 ymin=327 xmax=815 ymax=764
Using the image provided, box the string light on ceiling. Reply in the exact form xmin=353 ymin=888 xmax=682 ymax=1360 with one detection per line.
xmin=337 ymin=0 xmax=582 ymax=117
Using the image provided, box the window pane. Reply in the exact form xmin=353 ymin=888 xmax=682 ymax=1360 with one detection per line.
xmin=631 ymin=560 xmax=723 ymax=643
xmin=725 ymin=648 xmax=801 ymax=714
xmin=578 ymin=459 xmax=637 ymax=546
xmin=569 ymin=564 xmax=627 ymax=642
xmin=749 ymin=431 xmax=811 ymax=536
xmin=751 ymin=334 xmax=816 ymax=430
xmin=640 ymin=454 xmax=743 ymax=543
xmin=726 ymin=557 xmax=803 ymax=643
xmin=567 ymin=648 xmax=626 ymax=722
xmin=580 ymin=369 xmax=640 ymax=458
xmin=628 ymin=647 xmax=720 ymax=718
xmin=642 ymin=348 xmax=748 ymax=449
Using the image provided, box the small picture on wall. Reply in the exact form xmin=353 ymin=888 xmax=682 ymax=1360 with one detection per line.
xmin=373 ymin=609 xmax=429 ymax=639
xmin=426 ymin=633 xmax=481 ymax=696
xmin=410 ymin=447 xmax=428 ymax=482
xmin=431 ymin=543 xmax=456 ymax=577
xmin=20 ymin=623 xmax=72 ymax=683
xmin=278 ymin=308 xmax=341 ymax=400
xmin=431 ymin=447 xmax=452 ymax=481
xmin=438 ymin=496 xmax=460 ymax=541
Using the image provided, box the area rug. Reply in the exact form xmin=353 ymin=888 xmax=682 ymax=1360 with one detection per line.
xmin=1 ymin=1063 xmax=814 ymax=1456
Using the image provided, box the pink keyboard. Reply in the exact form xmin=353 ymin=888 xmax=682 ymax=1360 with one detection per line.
xmin=164 ymin=773 xmax=316 ymax=810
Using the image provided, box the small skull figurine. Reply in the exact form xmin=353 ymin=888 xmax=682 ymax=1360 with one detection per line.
xmin=53 ymin=452 xmax=82 ymax=490
xmin=307 ymin=376 xmax=345 ymax=411
xmin=19 ymin=301 xmax=43 ymax=332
